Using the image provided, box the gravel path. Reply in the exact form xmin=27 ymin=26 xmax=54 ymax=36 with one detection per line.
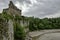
xmin=29 ymin=29 xmax=60 ymax=40
xmin=38 ymin=33 xmax=60 ymax=40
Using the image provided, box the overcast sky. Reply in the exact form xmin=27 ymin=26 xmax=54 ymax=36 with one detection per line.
xmin=0 ymin=0 xmax=60 ymax=18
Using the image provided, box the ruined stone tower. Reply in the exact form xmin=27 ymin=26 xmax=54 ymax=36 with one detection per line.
xmin=2 ymin=1 xmax=17 ymax=40
xmin=3 ymin=1 xmax=21 ymax=16
xmin=0 ymin=1 xmax=29 ymax=40
xmin=1 ymin=1 xmax=22 ymax=40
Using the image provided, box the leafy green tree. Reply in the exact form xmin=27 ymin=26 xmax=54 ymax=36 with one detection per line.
xmin=14 ymin=22 xmax=26 ymax=40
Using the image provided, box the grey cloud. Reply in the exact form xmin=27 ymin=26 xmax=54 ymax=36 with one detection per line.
xmin=0 ymin=0 xmax=60 ymax=18
xmin=22 ymin=0 xmax=60 ymax=18
xmin=0 ymin=0 xmax=11 ymax=12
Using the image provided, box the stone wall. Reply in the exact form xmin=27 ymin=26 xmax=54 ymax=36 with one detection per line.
xmin=8 ymin=20 xmax=14 ymax=40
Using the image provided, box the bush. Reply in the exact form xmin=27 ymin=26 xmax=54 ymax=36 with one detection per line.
xmin=14 ymin=22 xmax=26 ymax=40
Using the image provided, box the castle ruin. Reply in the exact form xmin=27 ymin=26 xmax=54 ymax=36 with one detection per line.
xmin=0 ymin=1 xmax=29 ymax=40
